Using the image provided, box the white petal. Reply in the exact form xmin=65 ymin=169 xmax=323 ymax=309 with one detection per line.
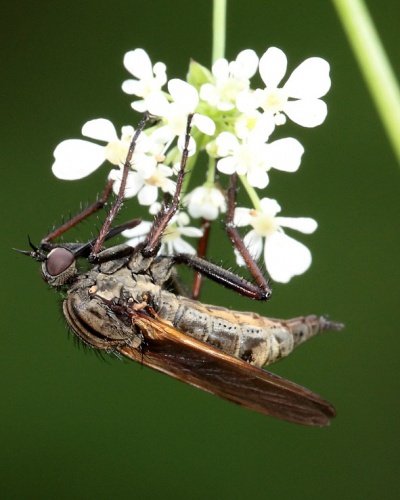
xmin=172 ymin=237 xmax=197 ymax=254
xmin=177 ymin=212 xmax=190 ymax=225
xmin=108 ymin=170 xmax=143 ymax=198
xmin=52 ymin=140 xmax=105 ymax=180
xmin=212 ymin=58 xmax=229 ymax=79
xmin=131 ymin=100 xmax=149 ymax=113
xmin=285 ymin=99 xmax=327 ymax=127
xmin=248 ymin=115 xmax=275 ymax=143
xmin=123 ymin=220 xmax=152 ymax=238
xmin=185 ymin=187 xmax=225 ymax=221
xmin=146 ymin=92 xmax=170 ymax=116
xmin=233 ymin=207 xmax=252 ymax=227
xmin=82 ymin=119 xmax=118 ymax=142
xmin=200 ymin=83 xmax=218 ymax=104
xmin=122 ymin=79 xmax=143 ymax=95
xmin=276 ymin=217 xmax=317 ymax=234
xmin=216 ymin=131 xmax=238 ymax=155
xmin=153 ymin=62 xmax=167 ymax=80
xmin=216 ymin=157 xmax=236 ymax=175
xmin=192 ymin=114 xmax=215 ymax=135
xmin=284 ymin=57 xmax=331 ymax=98
xmin=202 ymin=205 xmax=219 ymax=220
xmin=265 ymin=232 xmax=312 ymax=283
xmin=168 ymin=79 xmax=199 ymax=110
xmin=180 ymin=226 xmax=203 ymax=238
xmin=134 ymin=156 xmax=157 ymax=178
xmin=259 ymin=47 xmax=287 ymax=88
xmin=235 ymin=89 xmax=258 ymax=113
xmin=189 ymin=203 xmax=216 ymax=221
xmin=259 ymin=198 xmax=281 ymax=216
xmin=266 ymin=138 xmax=304 ymax=172
xmin=149 ymin=202 xmax=162 ymax=215
xmin=121 ymin=125 xmax=134 ymax=138
xmin=234 ymin=49 xmax=259 ymax=78
xmin=247 ymin=168 xmax=269 ymax=189
xmin=122 ymin=172 xmax=144 ymax=198
xmin=124 ymin=221 xmax=152 ymax=248
xmin=217 ymin=101 xmax=235 ymax=112
xmin=177 ymin=135 xmax=196 ymax=156
xmin=123 ymin=49 xmax=153 ymax=80
xmin=151 ymin=125 xmax=174 ymax=145
xmin=243 ymin=230 xmax=263 ymax=261
xmin=138 ymin=184 xmax=158 ymax=205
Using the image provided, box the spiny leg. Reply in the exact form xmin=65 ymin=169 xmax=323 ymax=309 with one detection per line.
xmin=141 ymin=113 xmax=194 ymax=257
xmin=173 ymin=173 xmax=272 ymax=300
xmin=40 ymin=178 xmax=114 ymax=245
xmin=170 ymin=252 xmax=271 ymax=300
xmin=28 ymin=218 xmax=143 ymax=267
xmin=69 ymin=218 xmax=142 ymax=259
xmin=191 ymin=218 xmax=211 ymax=300
xmin=90 ymin=112 xmax=152 ymax=258
xmin=15 ymin=183 xmax=141 ymax=265
xmin=225 ymin=173 xmax=271 ymax=298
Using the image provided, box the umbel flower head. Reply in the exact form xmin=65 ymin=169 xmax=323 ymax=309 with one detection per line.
xmin=51 ymin=47 xmax=331 ymax=283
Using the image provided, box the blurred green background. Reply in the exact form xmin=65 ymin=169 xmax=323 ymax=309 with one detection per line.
xmin=2 ymin=1 xmax=400 ymax=498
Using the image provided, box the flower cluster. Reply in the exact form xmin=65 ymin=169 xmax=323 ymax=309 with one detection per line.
xmin=51 ymin=47 xmax=330 ymax=283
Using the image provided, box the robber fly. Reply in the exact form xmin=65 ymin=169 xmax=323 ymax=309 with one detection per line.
xmin=18 ymin=113 xmax=343 ymax=426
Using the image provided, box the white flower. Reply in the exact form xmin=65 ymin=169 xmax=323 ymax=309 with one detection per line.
xmin=234 ymin=198 xmax=317 ymax=283
xmin=122 ymin=212 xmax=202 ymax=255
xmin=215 ymin=114 xmax=304 ymax=188
xmin=161 ymin=212 xmax=203 ymax=254
xmin=237 ymin=47 xmax=331 ymax=127
xmin=233 ymin=109 xmax=275 ymax=140
xmin=109 ymin=163 xmax=175 ymax=205
xmin=146 ymin=79 xmax=215 ymax=141
xmin=122 ymin=220 xmax=153 ymax=249
xmin=122 ymin=48 xmax=167 ymax=112
xmin=52 ymin=119 xmax=141 ymax=180
xmin=200 ymin=49 xmax=259 ymax=111
xmin=184 ymin=185 xmax=227 ymax=221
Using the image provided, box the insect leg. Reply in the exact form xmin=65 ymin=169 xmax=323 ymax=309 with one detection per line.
xmin=40 ymin=178 xmax=115 ymax=244
xmin=141 ymin=114 xmax=194 ymax=257
xmin=170 ymin=252 xmax=270 ymax=300
xmin=225 ymin=173 xmax=272 ymax=298
xmin=191 ymin=218 xmax=211 ymax=299
xmin=170 ymin=173 xmax=272 ymax=300
xmin=69 ymin=218 xmax=143 ymax=259
xmin=90 ymin=112 xmax=152 ymax=258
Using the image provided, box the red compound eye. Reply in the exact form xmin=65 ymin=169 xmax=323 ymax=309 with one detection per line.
xmin=46 ymin=248 xmax=74 ymax=276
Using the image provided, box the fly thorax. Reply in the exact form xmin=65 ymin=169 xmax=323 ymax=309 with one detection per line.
xmin=128 ymin=252 xmax=155 ymax=275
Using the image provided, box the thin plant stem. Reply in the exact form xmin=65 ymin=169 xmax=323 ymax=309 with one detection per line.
xmin=333 ymin=0 xmax=400 ymax=166
xmin=206 ymin=156 xmax=216 ymax=185
xmin=212 ymin=0 xmax=227 ymax=63
xmin=239 ymin=174 xmax=262 ymax=211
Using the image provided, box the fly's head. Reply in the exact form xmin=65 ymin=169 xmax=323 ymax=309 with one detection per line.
xmin=40 ymin=247 xmax=77 ymax=286
xmin=16 ymin=241 xmax=78 ymax=288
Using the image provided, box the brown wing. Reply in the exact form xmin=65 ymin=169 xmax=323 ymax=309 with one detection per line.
xmin=119 ymin=313 xmax=335 ymax=427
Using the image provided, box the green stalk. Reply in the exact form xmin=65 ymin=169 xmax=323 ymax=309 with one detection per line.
xmin=333 ymin=0 xmax=400 ymax=166
xmin=206 ymin=156 xmax=216 ymax=185
xmin=212 ymin=0 xmax=226 ymax=63
xmin=239 ymin=174 xmax=262 ymax=211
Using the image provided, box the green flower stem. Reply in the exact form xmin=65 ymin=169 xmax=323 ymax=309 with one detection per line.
xmin=239 ymin=174 xmax=262 ymax=211
xmin=206 ymin=156 xmax=216 ymax=185
xmin=333 ymin=0 xmax=400 ymax=165
xmin=212 ymin=0 xmax=226 ymax=63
